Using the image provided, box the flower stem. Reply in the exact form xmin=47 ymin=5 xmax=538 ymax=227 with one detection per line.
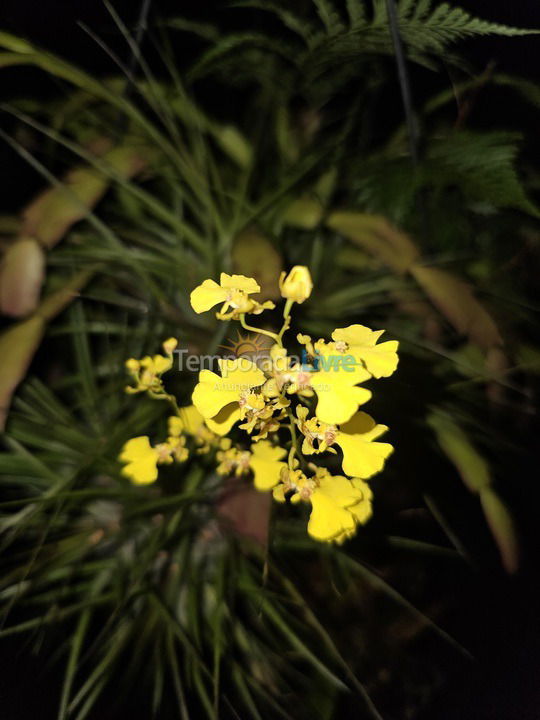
xmin=285 ymin=407 xmax=306 ymax=469
xmin=148 ymin=389 xmax=181 ymax=415
xmin=239 ymin=314 xmax=279 ymax=342
xmin=276 ymin=298 xmax=294 ymax=346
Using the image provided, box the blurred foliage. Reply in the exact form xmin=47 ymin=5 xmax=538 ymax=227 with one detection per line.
xmin=0 ymin=1 xmax=539 ymax=718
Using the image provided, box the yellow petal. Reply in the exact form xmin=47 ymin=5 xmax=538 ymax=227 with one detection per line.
xmin=317 ymin=474 xmax=363 ymax=508
xmin=192 ymin=369 xmax=239 ymax=418
xmin=119 ymin=436 xmax=154 ymax=462
xmin=337 ymin=412 xmax=393 ymax=478
xmin=250 ymin=440 xmax=287 ymax=491
xmin=178 ymin=405 xmax=205 ymax=435
xmin=205 ymin=404 xmax=242 ymax=436
xmin=355 ymin=340 xmax=399 ymax=378
xmin=308 ymin=488 xmax=356 ymax=542
xmin=119 ymin=436 xmax=158 ymax=485
xmin=220 ymin=273 xmax=260 ymax=294
xmin=190 ymin=279 xmax=228 ymax=313
xmin=349 ymin=500 xmax=373 ymax=525
xmin=192 ymin=359 xmax=266 ymax=420
xmin=332 ymin=324 xmax=399 ymax=378
xmin=351 ymin=477 xmax=374 ymax=501
xmin=151 ymin=354 xmax=173 ymax=375
xmin=123 ymin=457 xmax=158 ymax=484
xmin=311 ymin=375 xmax=372 ymax=425
xmin=217 ymin=357 xmax=266 ymax=389
xmin=332 ymin=324 xmax=384 ymax=346
xmin=348 ymin=479 xmax=373 ymax=525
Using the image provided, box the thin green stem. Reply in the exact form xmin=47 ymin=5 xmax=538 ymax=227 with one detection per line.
xmin=285 ymin=408 xmax=305 ymax=470
xmin=148 ymin=389 xmax=181 ymax=415
xmin=287 ymin=442 xmax=296 ymax=469
xmin=239 ymin=314 xmax=279 ymax=342
xmin=276 ymin=298 xmax=294 ymax=345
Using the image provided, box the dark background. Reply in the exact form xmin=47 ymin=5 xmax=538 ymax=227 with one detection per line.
xmin=1 ymin=2 xmax=539 ymax=718
xmin=1 ymin=0 xmax=540 ymax=212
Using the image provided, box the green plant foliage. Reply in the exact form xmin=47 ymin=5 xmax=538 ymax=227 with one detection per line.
xmin=192 ymin=0 xmax=538 ymax=87
xmin=0 ymin=1 xmax=539 ymax=717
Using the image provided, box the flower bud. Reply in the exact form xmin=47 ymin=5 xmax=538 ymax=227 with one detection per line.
xmin=162 ymin=337 xmax=178 ymax=355
xmin=279 ymin=266 xmax=313 ymax=304
xmin=125 ymin=358 xmax=140 ymax=372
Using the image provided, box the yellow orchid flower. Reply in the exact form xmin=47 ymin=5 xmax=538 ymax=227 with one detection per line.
xmin=216 ymin=298 xmax=275 ymax=321
xmin=273 ymin=466 xmax=373 ymax=542
xmin=169 ymin=405 xmax=219 ymax=453
xmin=307 ymin=474 xmax=360 ymax=542
xmin=216 ymin=438 xmax=252 ymax=477
xmin=162 ymin=436 xmax=189 ymax=463
xmin=119 ymin=436 xmax=159 ymax=485
xmin=279 ymin=265 xmax=313 ymax=304
xmin=261 ymin=344 xmax=313 ymax=399
xmin=314 ymin=476 xmax=373 ymax=545
xmin=120 ymin=267 xmax=398 ymax=542
xmin=330 ymin=324 xmax=399 ymax=378
xmin=295 ymin=406 xmax=337 ymax=455
xmin=190 ymin=273 xmax=259 ymax=312
xmin=237 ymin=391 xmax=287 ymax=440
xmin=293 ymin=405 xmax=392 ymax=479
xmin=125 ymin=354 xmax=173 ymax=394
xmin=295 ymin=333 xmax=372 ymax=424
xmin=192 ymin=358 xmax=266 ymax=435
xmin=335 ymin=411 xmax=393 ymax=478
xmin=181 ymin=404 xmax=206 ymax=432
xmin=120 ymin=404 xmax=195 ymax=485
xmin=190 ymin=273 xmax=274 ymax=319
xmin=125 ymin=337 xmax=177 ymax=394
xmin=249 ymin=440 xmax=287 ymax=491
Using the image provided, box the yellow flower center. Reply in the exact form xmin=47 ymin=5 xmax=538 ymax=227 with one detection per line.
xmin=323 ymin=426 xmax=338 ymax=446
xmin=155 ymin=443 xmax=172 ymax=462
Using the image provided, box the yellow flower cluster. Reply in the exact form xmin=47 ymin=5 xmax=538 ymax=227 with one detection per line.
xmin=119 ymin=266 xmax=399 ymax=543
xmin=125 ymin=337 xmax=178 ymax=397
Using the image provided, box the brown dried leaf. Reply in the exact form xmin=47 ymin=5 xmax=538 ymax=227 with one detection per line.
xmin=326 ymin=211 xmax=420 ymax=274
xmin=21 ymin=144 xmax=148 ymax=249
xmin=480 ymin=488 xmax=520 ymax=574
xmin=411 ymin=265 xmax=502 ymax=350
xmin=217 ymin=477 xmax=271 ymax=547
xmin=232 ymin=228 xmax=283 ymax=301
xmin=0 ymin=237 xmax=45 ymax=316
xmin=0 ymin=271 xmax=92 ymax=429
xmin=283 ymin=197 xmax=324 ymax=230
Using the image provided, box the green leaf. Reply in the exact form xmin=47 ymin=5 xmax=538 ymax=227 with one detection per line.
xmin=427 ymin=410 xmax=491 ymax=494
xmin=480 ymin=489 xmax=520 ymax=574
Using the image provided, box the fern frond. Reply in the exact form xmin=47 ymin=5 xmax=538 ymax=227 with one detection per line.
xmin=188 ymin=32 xmax=300 ymax=80
xmin=345 ymin=0 xmax=366 ymax=28
xmin=344 ymin=0 xmax=538 ymax=58
xmin=352 ymin=130 xmax=539 ymax=221
xmin=191 ymin=0 xmax=538 ymax=98
xmin=427 ymin=131 xmax=539 ymax=217
xmin=233 ymin=1 xmax=320 ymax=47
xmin=165 ymin=18 xmax=220 ymax=41
xmin=313 ymin=0 xmax=346 ymax=36
xmin=399 ymin=0 xmax=436 ymax=22
xmin=396 ymin=1 xmax=538 ymax=53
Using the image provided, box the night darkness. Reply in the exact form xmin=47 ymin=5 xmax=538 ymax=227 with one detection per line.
xmin=1 ymin=2 xmax=540 ymax=719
